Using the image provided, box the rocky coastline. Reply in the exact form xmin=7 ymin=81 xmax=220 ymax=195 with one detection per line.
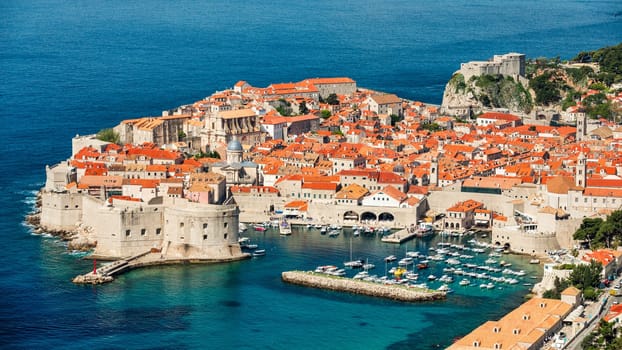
xmin=25 ymin=190 xmax=97 ymax=252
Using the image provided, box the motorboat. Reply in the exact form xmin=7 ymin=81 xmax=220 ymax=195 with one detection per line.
xmin=415 ymin=222 xmax=434 ymax=237
xmin=344 ymin=259 xmax=364 ymax=268
xmin=252 ymin=249 xmax=266 ymax=257
xmin=459 ymin=279 xmax=471 ymax=286
xmin=437 ymin=284 xmax=453 ymax=293
xmin=320 ymin=226 xmax=328 ymax=234
xmin=398 ymin=257 xmax=414 ymax=266
xmin=384 ymin=255 xmax=397 ymax=262
xmin=328 ymin=230 xmax=340 ymax=237
xmin=279 ymin=219 xmax=292 ymax=235
xmin=353 ymin=271 xmax=369 ymax=279
xmin=362 ymin=262 xmax=375 ymax=270
xmin=529 ymin=258 xmax=540 ymax=264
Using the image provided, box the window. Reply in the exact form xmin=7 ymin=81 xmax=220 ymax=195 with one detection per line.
xmin=203 ymin=223 xmax=208 ymax=229
xmin=125 ymin=230 xmax=131 ymax=237
xmin=141 ymin=229 xmax=146 ymax=236
xmin=513 ymin=328 xmax=520 ymax=335
xmin=223 ymin=233 xmax=228 ymax=240
xmin=180 ymin=222 xmax=184 ymax=228
xmin=224 ymin=222 xmax=228 ymax=228
xmin=203 ymin=234 xmax=207 ymax=240
xmin=156 ymin=228 xmax=161 ymax=235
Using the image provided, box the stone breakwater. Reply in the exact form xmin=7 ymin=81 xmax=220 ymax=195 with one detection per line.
xmin=281 ymin=271 xmax=446 ymax=302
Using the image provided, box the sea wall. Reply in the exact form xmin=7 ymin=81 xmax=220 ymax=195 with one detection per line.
xmin=281 ymin=271 xmax=446 ymax=302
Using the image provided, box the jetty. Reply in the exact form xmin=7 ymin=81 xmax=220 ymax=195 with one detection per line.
xmin=381 ymin=228 xmax=417 ymax=244
xmin=281 ymin=271 xmax=446 ymax=302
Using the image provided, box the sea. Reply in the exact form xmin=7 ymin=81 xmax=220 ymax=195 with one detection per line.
xmin=1 ymin=0 xmax=621 ymax=348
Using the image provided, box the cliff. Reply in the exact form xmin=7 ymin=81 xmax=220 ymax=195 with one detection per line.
xmin=441 ymin=73 xmax=533 ymax=116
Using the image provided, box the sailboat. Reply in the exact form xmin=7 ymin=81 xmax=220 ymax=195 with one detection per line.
xmin=344 ymin=235 xmax=363 ymax=268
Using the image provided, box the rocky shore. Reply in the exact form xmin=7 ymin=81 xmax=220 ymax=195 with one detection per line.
xmin=24 ymin=190 xmax=97 ymax=252
xmin=282 ymin=271 xmax=446 ymax=302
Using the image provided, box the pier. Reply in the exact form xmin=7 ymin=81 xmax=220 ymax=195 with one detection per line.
xmin=281 ymin=271 xmax=446 ymax=302
xmin=381 ymin=228 xmax=417 ymax=244
xmin=73 ymin=250 xmax=251 ymax=284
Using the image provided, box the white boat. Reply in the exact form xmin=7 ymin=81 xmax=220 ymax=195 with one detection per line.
xmin=398 ymin=257 xmax=414 ymax=266
xmin=252 ymin=249 xmax=266 ymax=257
xmin=328 ymin=230 xmax=340 ymax=237
xmin=459 ymin=279 xmax=471 ymax=286
xmin=529 ymin=258 xmax=540 ymax=264
xmin=320 ymin=226 xmax=328 ymax=234
xmin=362 ymin=262 xmax=375 ymax=270
xmin=344 ymin=260 xmax=363 ymax=268
xmin=437 ymin=284 xmax=453 ymax=293
xmin=314 ymin=224 xmax=323 ymax=229
xmin=306 ymin=224 xmax=313 ymax=229
xmin=279 ymin=219 xmax=292 ymax=235
xmin=353 ymin=271 xmax=369 ymax=279
xmin=239 ymin=223 xmax=248 ymax=232
xmin=405 ymin=272 xmax=419 ymax=280
xmin=428 ymin=274 xmax=437 ymax=281
xmin=415 ymin=222 xmax=434 ymax=237
xmin=352 ymin=229 xmax=361 ymax=237
xmin=384 ymin=255 xmax=397 ymax=262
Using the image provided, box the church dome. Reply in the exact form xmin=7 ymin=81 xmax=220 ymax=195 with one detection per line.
xmin=227 ymin=139 xmax=243 ymax=152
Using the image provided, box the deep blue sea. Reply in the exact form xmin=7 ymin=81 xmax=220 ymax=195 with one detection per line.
xmin=1 ymin=0 xmax=621 ymax=348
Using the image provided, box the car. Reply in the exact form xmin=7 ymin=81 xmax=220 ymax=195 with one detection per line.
xmin=615 ymin=284 xmax=621 ymax=289
xmin=614 ymin=300 xmax=619 ymax=305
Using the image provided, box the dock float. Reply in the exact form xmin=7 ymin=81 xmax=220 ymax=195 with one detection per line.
xmin=381 ymin=228 xmax=417 ymax=244
xmin=281 ymin=271 xmax=446 ymax=302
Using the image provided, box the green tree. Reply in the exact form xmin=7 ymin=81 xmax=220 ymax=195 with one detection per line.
xmin=569 ymin=260 xmax=602 ymax=290
xmin=320 ymin=110 xmax=331 ymax=119
xmin=573 ymin=217 xmax=604 ymax=243
xmin=299 ymin=101 xmax=309 ymax=115
xmin=96 ymin=128 xmax=120 ymax=144
xmin=178 ymin=130 xmax=187 ymax=140
xmin=325 ymin=93 xmax=339 ymax=105
xmin=390 ymin=114 xmax=401 ymax=126
xmin=529 ymin=72 xmax=562 ymax=105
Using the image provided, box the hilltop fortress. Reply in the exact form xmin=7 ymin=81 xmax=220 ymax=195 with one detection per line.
xmin=459 ymin=52 xmax=526 ymax=81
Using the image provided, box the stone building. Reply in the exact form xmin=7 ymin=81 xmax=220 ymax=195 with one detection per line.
xmin=459 ymin=52 xmax=526 ymax=81
xmin=203 ymin=108 xmax=263 ymax=150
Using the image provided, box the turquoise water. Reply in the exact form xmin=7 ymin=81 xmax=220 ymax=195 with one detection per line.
xmin=2 ymin=0 xmax=622 ymax=348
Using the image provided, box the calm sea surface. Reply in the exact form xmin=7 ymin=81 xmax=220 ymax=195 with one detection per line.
xmin=1 ymin=0 xmax=621 ymax=348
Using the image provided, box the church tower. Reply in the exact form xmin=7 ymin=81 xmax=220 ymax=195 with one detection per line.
xmin=430 ymin=156 xmax=439 ymax=187
xmin=575 ymin=152 xmax=586 ymax=187
xmin=576 ymin=111 xmax=587 ymax=142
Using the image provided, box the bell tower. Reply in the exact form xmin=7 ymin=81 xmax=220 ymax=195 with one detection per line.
xmin=575 ymin=152 xmax=586 ymax=187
